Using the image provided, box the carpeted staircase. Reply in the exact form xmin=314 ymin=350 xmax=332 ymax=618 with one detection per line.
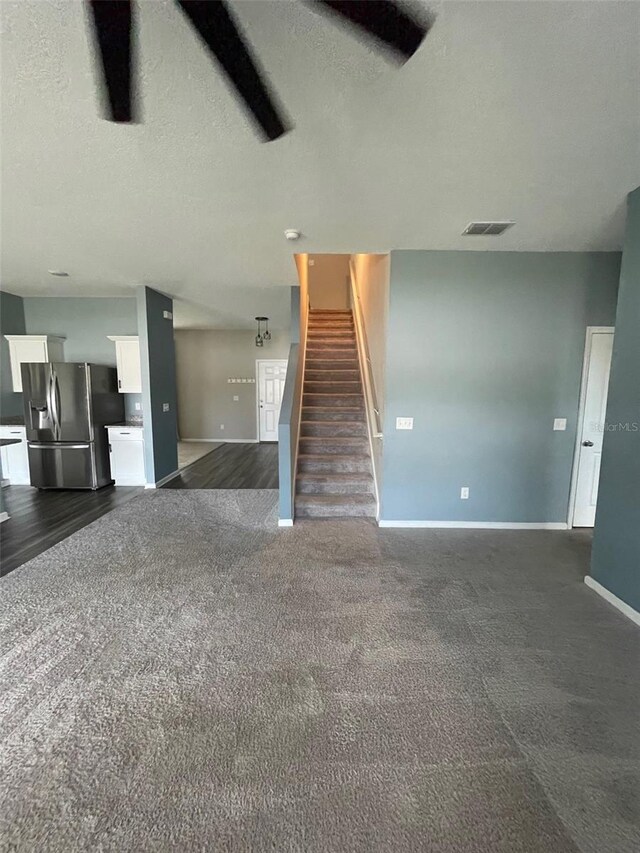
xmin=296 ymin=310 xmax=376 ymax=518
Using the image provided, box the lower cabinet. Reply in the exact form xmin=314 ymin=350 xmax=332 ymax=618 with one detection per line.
xmin=107 ymin=427 xmax=146 ymax=486
xmin=0 ymin=426 xmax=30 ymax=485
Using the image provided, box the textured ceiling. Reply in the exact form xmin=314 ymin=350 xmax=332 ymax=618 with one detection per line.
xmin=1 ymin=0 xmax=639 ymax=328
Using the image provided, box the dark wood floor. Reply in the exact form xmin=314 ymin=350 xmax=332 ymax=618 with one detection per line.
xmin=0 ymin=443 xmax=277 ymax=578
xmin=0 ymin=485 xmax=142 ymax=577
xmin=164 ymin=442 xmax=279 ymax=490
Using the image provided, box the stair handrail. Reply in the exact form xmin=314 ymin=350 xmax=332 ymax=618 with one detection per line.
xmin=349 ymin=260 xmax=383 ymax=439
xmin=277 ymin=286 xmax=309 ymax=525
xmin=349 ymin=258 xmax=382 ymax=520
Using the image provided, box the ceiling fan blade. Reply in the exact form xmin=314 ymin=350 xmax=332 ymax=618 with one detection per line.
xmin=176 ymin=0 xmax=289 ymax=142
xmin=314 ymin=1 xmax=428 ymax=61
xmin=87 ymin=0 xmax=135 ymax=122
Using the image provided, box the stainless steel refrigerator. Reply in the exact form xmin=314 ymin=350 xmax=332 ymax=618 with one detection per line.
xmin=22 ymin=363 xmax=124 ymax=489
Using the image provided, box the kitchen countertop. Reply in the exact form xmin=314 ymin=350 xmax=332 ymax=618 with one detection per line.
xmin=0 ymin=438 xmax=22 ymax=447
xmin=0 ymin=417 xmax=25 ymax=426
xmin=105 ymin=422 xmax=144 ymax=429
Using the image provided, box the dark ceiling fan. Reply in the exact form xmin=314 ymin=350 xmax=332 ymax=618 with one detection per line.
xmin=87 ymin=0 xmax=430 ymax=141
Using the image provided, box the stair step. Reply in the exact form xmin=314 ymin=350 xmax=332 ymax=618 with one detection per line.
xmin=309 ymin=311 xmax=353 ymax=317
xmin=300 ymin=420 xmax=367 ymax=437
xmin=308 ymin=321 xmax=354 ymax=329
xmin=307 ymin=342 xmax=357 ymax=351
xmin=296 ymin=473 xmax=374 ymax=495
xmin=305 ymin=369 xmax=361 ymax=382
xmin=308 ymin=326 xmax=354 ymax=332
xmin=295 ymin=494 xmax=376 ymax=519
xmin=306 ymin=350 xmax=358 ymax=360
xmin=301 ymin=407 xmax=365 ymax=422
xmin=305 ymin=362 xmax=359 ymax=372
xmin=297 ymin=454 xmax=372 ymax=473
xmin=304 ymin=381 xmax=362 ymax=394
xmin=299 ymin=436 xmax=369 ymax=455
xmin=304 ymin=393 xmax=363 ymax=407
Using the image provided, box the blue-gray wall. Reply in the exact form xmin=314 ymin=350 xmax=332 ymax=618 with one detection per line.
xmin=137 ymin=286 xmax=178 ymax=484
xmin=381 ymin=251 xmax=620 ymax=523
xmin=23 ymin=296 xmax=141 ymax=418
xmin=591 ymin=188 xmax=640 ymax=612
xmin=0 ymin=290 xmax=26 ymax=418
xmin=23 ymin=297 xmax=137 ymax=363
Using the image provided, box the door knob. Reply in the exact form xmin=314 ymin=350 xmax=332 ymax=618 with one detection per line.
xmin=582 ymin=440 xmax=594 ymax=447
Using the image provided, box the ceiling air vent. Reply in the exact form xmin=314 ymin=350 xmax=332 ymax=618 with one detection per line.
xmin=462 ymin=221 xmax=515 ymax=236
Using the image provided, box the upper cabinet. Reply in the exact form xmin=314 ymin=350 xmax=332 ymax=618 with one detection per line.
xmin=4 ymin=335 xmax=66 ymax=392
xmin=107 ymin=336 xmax=142 ymax=393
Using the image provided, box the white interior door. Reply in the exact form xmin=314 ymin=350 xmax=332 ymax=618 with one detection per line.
xmin=258 ymin=360 xmax=287 ymax=442
xmin=572 ymin=330 xmax=614 ymax=527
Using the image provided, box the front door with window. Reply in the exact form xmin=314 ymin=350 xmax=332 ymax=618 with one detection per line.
xmin=257 ymin=360 xmax=287 ymax=442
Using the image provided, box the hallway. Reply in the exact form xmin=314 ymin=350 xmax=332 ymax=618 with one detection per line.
xmin=165 ymin=442 xmax=278 ymax=490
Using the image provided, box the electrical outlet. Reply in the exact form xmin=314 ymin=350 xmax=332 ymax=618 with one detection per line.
xmin=162 ymin=403 xmax=170 ymax=412
xmin=134 ymin=402 xmax=141 ymax=411
xmin=553 ymin=418 xmax=567 ymax=431
xmin=460 ymin=487 xmax=469 ymax=500
xmin=396 ymin=417 xmax=414 ymax=430
xmin=233 ymin=395 xmax=239 ymax=401
xmin=220 ymin=424 xmax=224 ymax=430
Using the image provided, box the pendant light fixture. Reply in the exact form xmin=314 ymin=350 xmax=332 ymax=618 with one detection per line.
xmin=255 ymin=316 xmax=269 ymax=347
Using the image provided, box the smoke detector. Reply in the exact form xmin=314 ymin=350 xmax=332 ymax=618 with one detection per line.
xmin=284 ymin=229 xmax=301 ymax=241
xmin=462 ymin=221 xmax=515 ymax=236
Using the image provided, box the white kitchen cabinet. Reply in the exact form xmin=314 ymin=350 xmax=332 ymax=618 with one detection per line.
xmin=4 ymin=335 xmax=66 ymax=392
xmin=107 ymin=426 xmax=146 ymax=485
xmin=107 ymin=336 xmax=142 ymax=393
xmin=0 ymin=426 xmax=30 ymax=484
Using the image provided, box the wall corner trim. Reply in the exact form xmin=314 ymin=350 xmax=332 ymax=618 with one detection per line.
xmin=378 ymin=520 xmax=569 ymax=530
xmin=584 ymin=576 xmax=640 ymax=626
xmin=144 ymin=469 xmax=180 ymax=489
xmin=278 ymin=519 xmax=294 ymax=527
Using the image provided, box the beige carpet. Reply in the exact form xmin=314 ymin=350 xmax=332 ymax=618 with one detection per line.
xmin=1 ymin=490 xmax=639 ymax=852
xmin=177 ymin=441 xmax=222 ymax=469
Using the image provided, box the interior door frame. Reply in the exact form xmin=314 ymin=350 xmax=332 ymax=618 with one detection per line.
xmin=567 ymin=326 xmax=615 ymax=529
xmin=255 ymin=359 xmax=288 ymax=442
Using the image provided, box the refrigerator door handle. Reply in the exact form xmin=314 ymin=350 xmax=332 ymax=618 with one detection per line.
xmin=29 ymin=443 xmax=91 ymax=449
xmin=52 ymin=374 xmax=62 ymax=440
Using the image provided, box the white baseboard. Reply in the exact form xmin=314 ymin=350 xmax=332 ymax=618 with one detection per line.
xmin=181 ymin=438 xmax=258 ymax=444
xmin=278 ymin=519 xmax=294 ymax=527
xmin=584 ymin=576 xmax=640 ymax=626
xmin=378 ymin=520 xmax=568 ymax=530
xmin=145 ymin=468 xmax=180 ymax=489
xmin=0 ymin=511 xmax=10 ymax=524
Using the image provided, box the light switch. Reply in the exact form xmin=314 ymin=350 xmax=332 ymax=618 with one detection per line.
xmin=162 ymin=403 xmax=170 ymax=412
xmin=553 ymin=418 xmax=567 ymax=431
xmin=163 ymin=310 xmax=173 ymax=320
xmin=134 ymin=402 xmax=141 ymax=411
xmin=396 ymin=417 xmax=414 ymax=430
xmin=233 ymin=395 xmax=239 ymax=401
xmin=460 ymin=487 xmax=469 ymax=500
xmin=220 ymin=424 xmax=224 ymax=430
